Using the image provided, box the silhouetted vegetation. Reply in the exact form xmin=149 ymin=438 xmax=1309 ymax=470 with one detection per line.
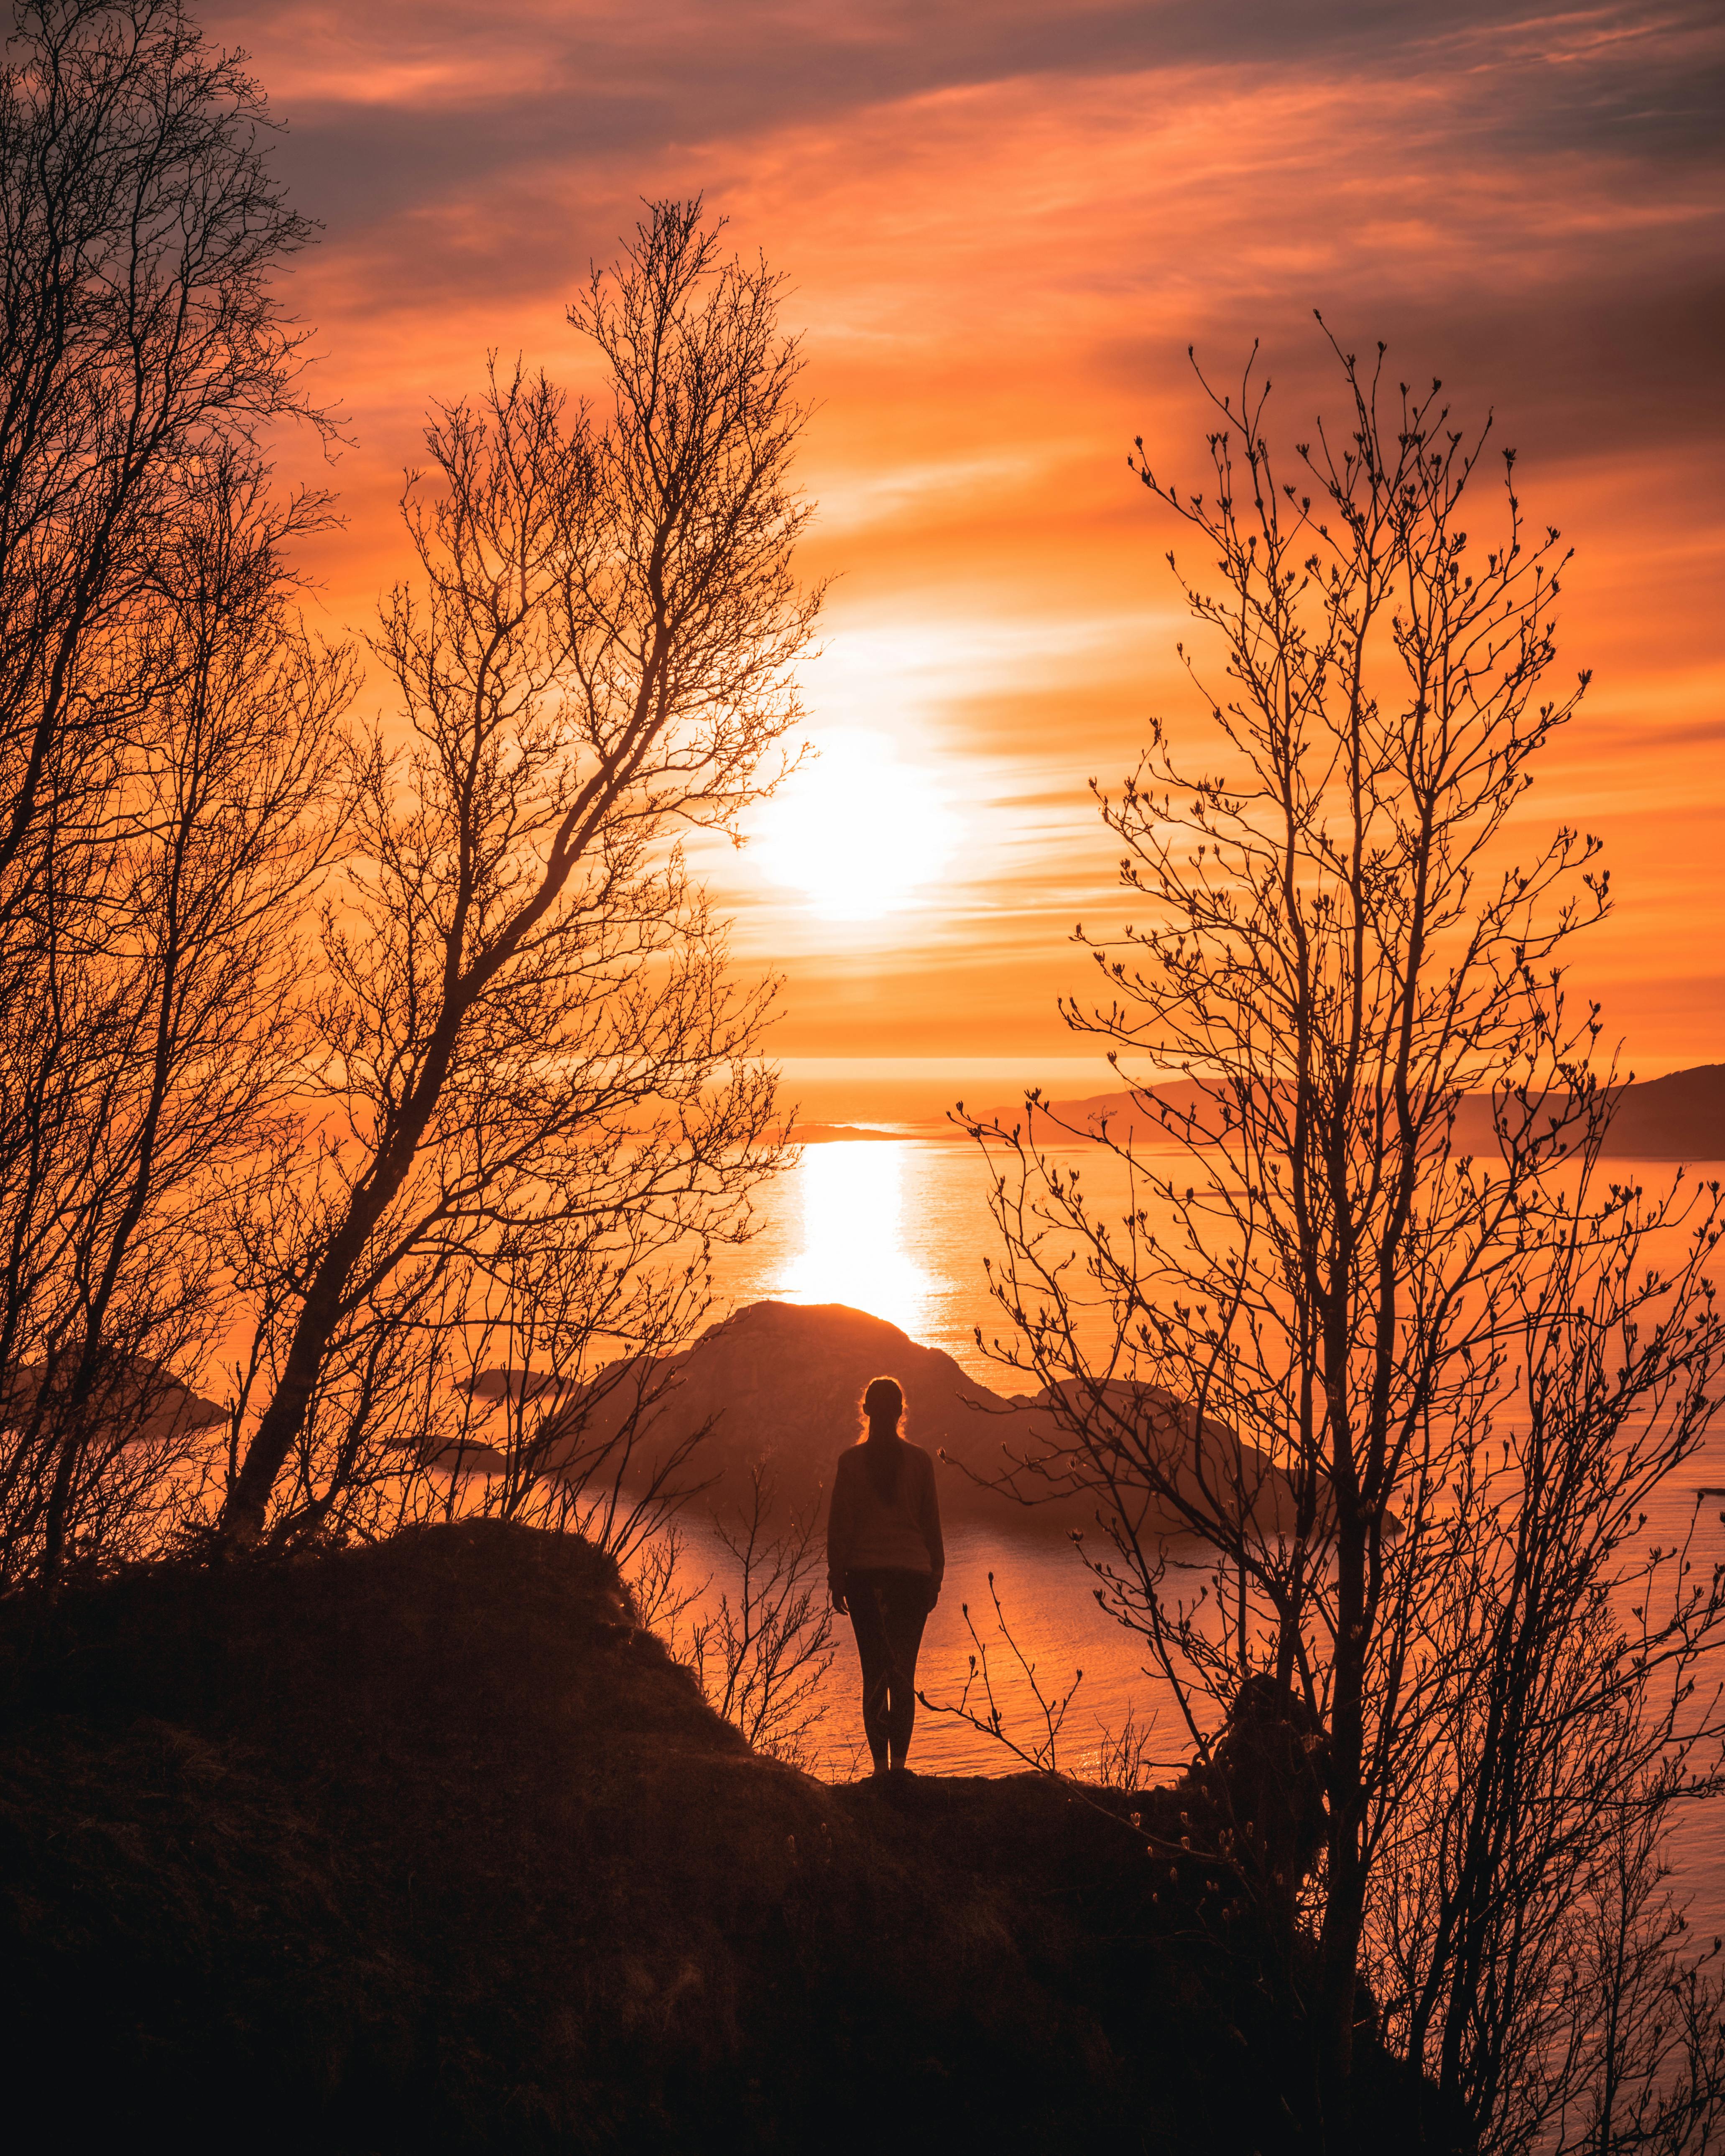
xmin=680 ymin=1458 xmax=837 ymax=1767
xmin=0 ymin=1520 xmax=1456 ymax=2153
xmin=0 ymin=0 xmax=352 ymax=1587
xmin=0 ymin=2 xmax=817 ymax=1587
xmin=965 ymin=335 xmax=1725 ymax=2148
xmin=219 ymin=209 xmax=817 ymax=1548
xmin=1 ymin=8 xmax=1718 ymax=2151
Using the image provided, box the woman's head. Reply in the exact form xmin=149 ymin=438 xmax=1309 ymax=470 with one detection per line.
xmin=862 ymin=1375 xmax=903 ymax=1432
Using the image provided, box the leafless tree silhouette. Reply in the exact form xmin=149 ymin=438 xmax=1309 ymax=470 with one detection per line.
xmin=682 ymin=1459 xmax=837 ymax=1768
xmin=221 ymin=202 xmax=818 ymax=1544
xmin=0 ymin=2 xmax=351 ymax=1585
xmin=965 ymin=330 xmax=1725 ymax=2144
xmin=0 ymin=0 xmax=329 ymax=909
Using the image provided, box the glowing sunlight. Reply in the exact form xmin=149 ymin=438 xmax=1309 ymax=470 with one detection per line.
xmin=776 ymin=1141 xmax=934 ymax=1337
xmin=747 ymin=729 xmax=960 ymax=921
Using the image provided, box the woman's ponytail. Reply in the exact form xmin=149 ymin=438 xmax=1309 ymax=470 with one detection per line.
xmin=861 ymin=1375 xmax=904 ymax=1499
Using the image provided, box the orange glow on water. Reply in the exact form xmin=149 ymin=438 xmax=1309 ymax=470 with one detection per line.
xmin=776 ymin=1143 xmax=937 ymax=1340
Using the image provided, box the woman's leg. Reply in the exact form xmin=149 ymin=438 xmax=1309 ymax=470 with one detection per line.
xmin=845 ymin=1573 xmax=892 ymax=1771
xmin=880 ymin=1573 xmax=931 ymax=1768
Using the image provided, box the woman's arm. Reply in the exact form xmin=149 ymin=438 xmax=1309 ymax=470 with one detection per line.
xmin=918 ymin=1450 xmax=944 ymax=1607
xmin=826 ymin=1456 xmax=853 ymax=1609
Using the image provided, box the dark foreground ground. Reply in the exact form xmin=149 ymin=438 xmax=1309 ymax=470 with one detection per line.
xmin=0 ymin=1522 xmax=1451 ymax=2153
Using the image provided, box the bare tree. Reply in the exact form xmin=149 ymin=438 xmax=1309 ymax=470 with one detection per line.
xmin=683 ymin=1459 xmax=836 ymax=1768
xmin=964 ymin=331 xmax=1725 ymax=2136
xmin=1537 ymin=1803 xmax=1725 ymax=2156
xmin=1371 ymin=1199 xmax=1725 ymax=2152
xmin=222 ymin=203 xmax=818 ymax=1543
xmin=0 ymin=0 xmax=346 ymax=1587
xmin=0 ymin=459 xmax=352 ymax=1587
xmin=0 ymin=0 xmax=327 ymax=906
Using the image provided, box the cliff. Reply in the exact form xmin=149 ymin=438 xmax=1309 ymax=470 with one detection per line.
xmin=0 ymin=1522 xmax=1444 ymax=2152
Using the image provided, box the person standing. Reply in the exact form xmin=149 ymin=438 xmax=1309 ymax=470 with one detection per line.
xmin=826 ymin=1375 xmax=944 ymax=1777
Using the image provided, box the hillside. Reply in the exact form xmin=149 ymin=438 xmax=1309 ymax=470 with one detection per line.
xmin=978 ymin=1064 xmax=1725 ymax=1161
xmin=0 ymin=1522 xmax=1447 ymax=2152
xmin=468 ymin=1299 xmax=1296 ymax=1539
xmin=1585 ymin=1062 xmax=1725 ymax=1158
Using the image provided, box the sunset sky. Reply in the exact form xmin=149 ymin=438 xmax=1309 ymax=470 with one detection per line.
xmin=207 ymin=0 xmax=1723 ymax=1093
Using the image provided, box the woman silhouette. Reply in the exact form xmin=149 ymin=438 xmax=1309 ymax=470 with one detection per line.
xmin=826 ymin=1375 xmax=944 ymax=1777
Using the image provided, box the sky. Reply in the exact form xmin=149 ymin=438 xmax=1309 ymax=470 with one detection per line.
xmin=207 ymin=0 xmax=1724 ymax=1086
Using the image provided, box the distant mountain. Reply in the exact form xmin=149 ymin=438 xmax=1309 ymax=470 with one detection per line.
xmin=464 ymin=1299 xmax=1294 ymax=1544
xmin=1585 ymin=1064 xmax=1725 ymax=1159
xmin=966 ymin=1081 xmax=1217 ymax=1148
xmin=974 ymin=1064 xmax=1725 ymax=1162
xmin=783 ymin=1121 xmax=907 ymax=1143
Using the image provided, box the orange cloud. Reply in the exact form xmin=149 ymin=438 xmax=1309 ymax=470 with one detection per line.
xmin=210 ymin=0 xmax=1724 ymax=1065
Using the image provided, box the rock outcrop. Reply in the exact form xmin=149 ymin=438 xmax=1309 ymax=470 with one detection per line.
xmin=464 ymin=1299 xmax=1296 ymax=1542
xmin=0 ymin=1522 xmax=1446 ymax=2152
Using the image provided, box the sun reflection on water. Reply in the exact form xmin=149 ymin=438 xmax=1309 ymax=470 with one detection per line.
xmin=776 ymin=1142 xmax=935 ymax=1338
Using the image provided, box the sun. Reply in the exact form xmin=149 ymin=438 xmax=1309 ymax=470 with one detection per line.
xmin=747 ymin=729 xmax=960 ymax=921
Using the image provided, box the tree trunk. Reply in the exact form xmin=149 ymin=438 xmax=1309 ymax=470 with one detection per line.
xmin=1319 ymin=1506 xmax=1369 ymax=2131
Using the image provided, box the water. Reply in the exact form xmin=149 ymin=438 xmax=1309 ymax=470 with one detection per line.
xmin=689 ymin=1135 xmax=1725 ymax=1930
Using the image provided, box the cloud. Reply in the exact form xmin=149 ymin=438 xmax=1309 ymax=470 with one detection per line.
xmin=195 ymin=0 xmax=1725 ymax=1057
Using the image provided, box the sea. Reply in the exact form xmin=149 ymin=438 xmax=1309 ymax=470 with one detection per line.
xmin=686 ymin=1129 xmax=1725 ymax=1938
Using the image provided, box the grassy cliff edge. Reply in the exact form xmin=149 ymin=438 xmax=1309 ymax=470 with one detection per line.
xmin=0 ymin=1523 xmax=1444 ymax=2152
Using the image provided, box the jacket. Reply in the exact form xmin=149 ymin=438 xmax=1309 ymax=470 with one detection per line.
xmin=826 ymin=1439 xmax=944 ymax=1592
